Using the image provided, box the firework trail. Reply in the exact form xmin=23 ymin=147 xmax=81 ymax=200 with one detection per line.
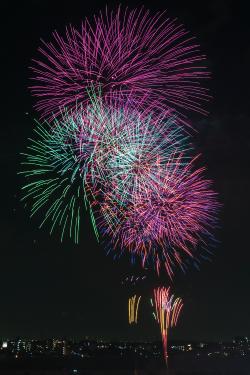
xmin=30 ymin=6 xmax=209 ymax=123
xmin=153 ymin=287 xmax=183 ymax=364
xmin=128 ymin=295 xmax=141 ymax=324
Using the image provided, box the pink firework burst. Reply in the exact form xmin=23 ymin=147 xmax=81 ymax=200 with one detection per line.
xmin=97 ymin=154 xmax=219 ymax=277
xmin=153 ymin=287 xmax=183 ymax=364
xmin=31 ymin=6 xmax=210 ymax=121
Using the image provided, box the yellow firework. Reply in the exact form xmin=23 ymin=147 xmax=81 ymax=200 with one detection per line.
xmin=128 ymin=295 xmax=141 ymax=324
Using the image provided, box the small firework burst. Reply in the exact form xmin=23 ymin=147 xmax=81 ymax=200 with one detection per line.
xmin=153 ymin=287 xmax=183 ymax=363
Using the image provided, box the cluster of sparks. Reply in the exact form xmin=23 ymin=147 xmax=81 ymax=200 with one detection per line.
xmin=122 ymin=275 xmax=146 ymax=285
xmin=20 ymin=6 xmax=220 ymax=366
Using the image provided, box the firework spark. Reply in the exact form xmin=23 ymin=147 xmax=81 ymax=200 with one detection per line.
xmin=122 ymin=275 xmax=146 ymax=285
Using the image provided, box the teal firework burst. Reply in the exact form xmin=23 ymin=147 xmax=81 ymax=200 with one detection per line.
xmin=90 ymin=109 xmax=192 ymax=206
xmin=19 ymin=118 xmax=98 ymax=243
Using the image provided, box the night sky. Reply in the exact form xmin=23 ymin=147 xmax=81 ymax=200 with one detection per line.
xmin=2 ymin=0 xmax=250 ymax=342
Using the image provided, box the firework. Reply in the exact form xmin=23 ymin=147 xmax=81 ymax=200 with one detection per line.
xmin=128 ymin=295 xmax=141 ymax=324
xmin=31 ymin=6 xmax=209 ymax=122
xmin=20 ymin=100 xmax=218 ymax=276
xmin=81 ymin=91 xmax=191 ymax=210
xmin=153 ymin=287 xmax=183 ymax=364
xmin=19 ymin=116 xmax=96 ymax=243
xmin=20 ymin=94 xmax=187 ymax=244
xmin=97 ymin=153 xmax=218 ymax=277
xmin=88 ymin=104 xmax=190 ymax=205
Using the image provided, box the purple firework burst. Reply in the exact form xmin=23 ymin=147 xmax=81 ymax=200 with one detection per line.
xmin=31 ymin=6 xmax=210 ymax=122
xmin=96 ymin=154 xmax=219 ymax=277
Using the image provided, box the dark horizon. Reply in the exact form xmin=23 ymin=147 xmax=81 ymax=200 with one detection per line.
xmin=2 ymin=0 xmax=250 ymax=345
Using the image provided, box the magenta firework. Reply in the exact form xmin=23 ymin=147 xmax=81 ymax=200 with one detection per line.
xmin=96 ymin=154 xmax=219 ymax=277
xmin=30 ymin=7 xmax=209 ymax=122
